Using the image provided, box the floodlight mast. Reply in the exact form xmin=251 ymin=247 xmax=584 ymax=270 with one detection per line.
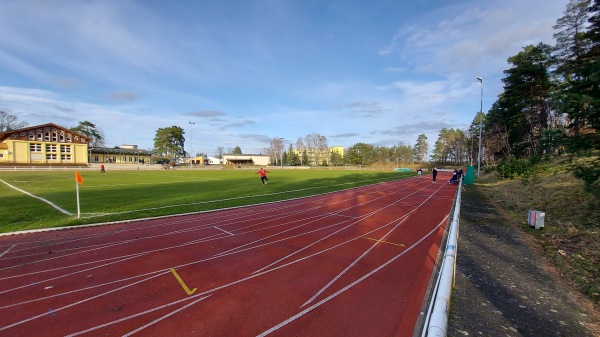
xmin=278 ymin=137 xmax=285 ymax=168
xmin=476 ymin=77 xmax=483 ymax=177
xmin=189 ymin=122 xmax=195 ymax=162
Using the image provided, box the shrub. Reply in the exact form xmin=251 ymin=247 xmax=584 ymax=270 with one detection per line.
xmin=571 ymin=157 xmax=600 ymax=198
xmin=496 ymin=156 xmax=535 ymax=179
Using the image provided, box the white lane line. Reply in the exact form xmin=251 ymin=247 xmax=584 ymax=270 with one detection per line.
xmin=2 ymin=192 xmax=323 ymax=264
xmin=252 ymin=183 xmax=428 ymax=275
xmin=2 ymin=184 xmax=436 ymax=329
xmin=0 ymin=228 xmax=233 ymax=279
xmin=301 ymin=215 xmax=411 ymax=308
xmin=0 ymin=179 xmax=424 ymax=328
xmin=256 ymin=214 xmax=450 ymax=337
xmin=216 ymin=182 xmax=415 ymax=258
xmin=121 ymin=295 xmax=209 ymax=337
xmin=64 ymin=294 xmax=211 ymax=337
xmin=1 ymin=192 xmax=407 ymax=310
xmin=250 ymin=214 xmax=380 ymax=276
xmin=0 ymin=244 xmax=16 ymax=258
xmin=0 ymin=269 xmax=159 ymax=310
xmin=302 ymin=184 xmax=438 ymax=307
xmin=0 ymin=271 xmax=169 ymax=333
xmin=78 ymin=179 xmax=377 ymax=218
xmin=214 ymin=209 xmax=341 ymax=258
xmin=1 ymin=176 xmax=400 ymax=237
xmin=213 ymin=226 xmax=234 ymax=236
xmin=1 ymin=217 xmax=350 ymax=309
xmin=0 ymin=179 xmax=72 ymax=215
xmin=1 ymin=216 xmax=237 ymax=263
xmin=0 ymin=241 xmax=143 ymax=274
xmin=0 ymin=253 xmax=148 ymax=295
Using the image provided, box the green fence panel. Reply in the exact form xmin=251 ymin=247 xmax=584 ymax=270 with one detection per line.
xmin=463 ymin=165 xmax=475 ymax=185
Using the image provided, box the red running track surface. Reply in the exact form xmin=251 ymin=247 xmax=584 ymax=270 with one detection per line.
xmin=0 ymin=174 xmax=456 ymax=337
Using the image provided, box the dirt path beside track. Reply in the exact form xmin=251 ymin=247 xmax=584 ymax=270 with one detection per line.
xmin=447 ymin=185 xmax=600 ymax=336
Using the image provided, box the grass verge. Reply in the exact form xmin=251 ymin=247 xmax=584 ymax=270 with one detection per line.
xmin=476 ymin=160 xmax=600 ymax=305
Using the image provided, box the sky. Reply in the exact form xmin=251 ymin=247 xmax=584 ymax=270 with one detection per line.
xmin=0 ymin=0 xmax=570 ymax=156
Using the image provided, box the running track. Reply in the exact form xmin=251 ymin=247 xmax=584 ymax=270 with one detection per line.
xmin=0 ymin=174 xmax=456 ymax=337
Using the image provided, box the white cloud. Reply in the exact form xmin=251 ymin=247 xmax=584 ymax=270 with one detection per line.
xmin=0 ymin=0 xmax=573 ymax=154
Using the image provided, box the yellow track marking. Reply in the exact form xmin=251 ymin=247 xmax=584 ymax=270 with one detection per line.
xmin=170 ymin=268 xmax=197 ymax=295
xmin=363 ymin=237 xmax=405 ymax=247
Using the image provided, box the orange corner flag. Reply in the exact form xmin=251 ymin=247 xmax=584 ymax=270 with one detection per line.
xmin=75 ymin=171 xmax=84 ymax=185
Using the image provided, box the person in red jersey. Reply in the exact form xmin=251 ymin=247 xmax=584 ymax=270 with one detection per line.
xmin=255 ymin=167 xmax=270 ymax=184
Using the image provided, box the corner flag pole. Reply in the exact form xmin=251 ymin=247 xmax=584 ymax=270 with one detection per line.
xmin=75 ymin=171 xmax=84 ymax=218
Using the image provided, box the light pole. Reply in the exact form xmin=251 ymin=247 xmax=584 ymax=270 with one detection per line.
xmin=278 ymin=137 xmax=285 ymax=168
xmin=188 ymin=122 xmax=195 ymax=164
xmin=470 ymin=132 xmax=473 ymax=167
xmin=477 ymin=77 xmax=483 ymax=177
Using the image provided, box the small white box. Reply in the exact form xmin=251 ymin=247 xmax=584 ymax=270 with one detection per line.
xmin=528 ymin=210 xmax=545 ymax=229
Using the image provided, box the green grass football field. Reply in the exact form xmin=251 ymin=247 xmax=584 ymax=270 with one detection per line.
xmin=0 ymin=169 xmax=410 ymax=233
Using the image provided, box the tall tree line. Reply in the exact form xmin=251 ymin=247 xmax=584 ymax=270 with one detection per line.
xmin=425 ymin=0 xmax=600 ymax=170
xmin=470 ymin=0 xmax=600 ymax=192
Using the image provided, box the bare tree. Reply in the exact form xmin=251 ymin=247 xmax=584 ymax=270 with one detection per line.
xmin=269 ymin=137 xmax=285 ymax=165
xmin=295 ymin=137 xmax=305 ymax=165
xmin=0 ymin=111 xmax=28 ymax=132
xmin=304 ymin=132 xmax=328 ymax=165
xmin=215 ymin=146 xmax=225 ymax=159
xmin=315 ymin=134 xmax=329 ymax=165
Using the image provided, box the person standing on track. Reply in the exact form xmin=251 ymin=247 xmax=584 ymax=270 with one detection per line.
xmin=255 ymin=167 xmax=270 ymax=184
xmin=432 ymin=167 xmax=438 ymax=183
xmin=417 ymin=168 xmax=422 ymax=178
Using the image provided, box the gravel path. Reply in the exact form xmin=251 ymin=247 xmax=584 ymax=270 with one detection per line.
xmin=446 ymin=185 xmax=600 ymax=337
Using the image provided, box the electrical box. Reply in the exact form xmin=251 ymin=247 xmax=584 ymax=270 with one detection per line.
xmin=528 ymin=210 xmax=545 ymax=229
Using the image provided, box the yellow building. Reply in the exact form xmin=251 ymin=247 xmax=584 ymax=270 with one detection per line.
xmin=294 ymin=146 xmax=345 ymax=165
xmin=330 ymin=146 xmax=344 ymax=157
xmin=0 ymin=123 xmax=91 ymax=165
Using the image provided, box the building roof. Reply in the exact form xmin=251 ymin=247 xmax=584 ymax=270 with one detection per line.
xmin=223 ymin=154 xmax=268 ymax=159
xmin=90 ymin=147 xmax=155 ymax=155
xmin=0 ymin=123 xmax=91 ymax=144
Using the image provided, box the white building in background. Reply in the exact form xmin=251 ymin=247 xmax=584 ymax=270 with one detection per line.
xmin=207 ymin=156 xmax=222 ymax=165
xmin=222 ymin=154 xmax=270 ymax=166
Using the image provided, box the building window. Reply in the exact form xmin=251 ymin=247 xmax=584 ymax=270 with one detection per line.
xmin=44 ymin=132 xmax=51 ymax=141
xmin=30 ymin=143 xmax=42 ymax=152
xmin=94 ymin=155 xmax=99 ymax=162
xmin=46 ymin=154 xmax=57 ymax=160
xmin=46 ymin=144 xmax=57 ymax=152
xmin=37 ymin=132 xmax=43 ymax=140
xmin=52 ymin=132 xmax=58 ymax=142
xmin=61 ymin=154 xmax=72 ymax=161
xmin=60 ymin=145 xmax=71 ymax=153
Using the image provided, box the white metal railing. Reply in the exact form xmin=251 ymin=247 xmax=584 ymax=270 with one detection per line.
xmin=421 ymin=178 xmax=462 ymax=337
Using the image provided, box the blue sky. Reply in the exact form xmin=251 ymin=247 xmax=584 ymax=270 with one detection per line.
xmin=0 ymin=0 xmax=568 ymax=156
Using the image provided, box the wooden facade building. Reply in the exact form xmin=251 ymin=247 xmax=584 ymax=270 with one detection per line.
xmin=0 ymin=123 xmax=90 ymax=165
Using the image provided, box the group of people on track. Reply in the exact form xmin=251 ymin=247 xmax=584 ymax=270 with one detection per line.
xmin=256 ymin=167 xmax=465 ymax=185
xmin=417 ymin=167 xmax=463 ymax=184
